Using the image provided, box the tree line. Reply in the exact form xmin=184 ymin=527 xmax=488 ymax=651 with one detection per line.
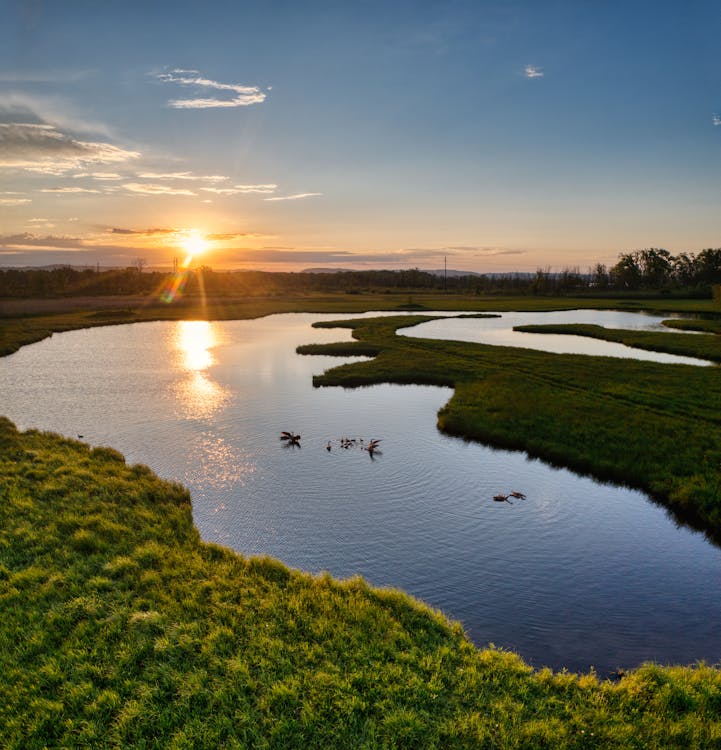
xmin=1 ymin=247 xmax=720 ymax=299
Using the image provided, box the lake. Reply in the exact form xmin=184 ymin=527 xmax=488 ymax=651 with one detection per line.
xmin=2 ymin=310 xmax=719 ymax=674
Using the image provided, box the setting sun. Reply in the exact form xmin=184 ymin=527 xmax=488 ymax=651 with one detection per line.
xmin=180 ymin=230 xmax=208 ymax=267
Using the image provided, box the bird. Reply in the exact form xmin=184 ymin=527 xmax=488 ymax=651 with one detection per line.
xmin=325 ymin=441 xmax=332 ymax=452
xmin=365 ymin=439 xmax=382 ymax=457
xmin=493 ymin=494 xmax=511 ymax=503
xmin=280 ymin=431 xmax=301 ymax=445
xmin=509 ymin=491 xmax=526 ymax=500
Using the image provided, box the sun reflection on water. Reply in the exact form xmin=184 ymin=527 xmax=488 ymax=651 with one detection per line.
xmin=172 ymin=321 xmax=230 ymax=420
xmin=177 ymin=320 xmax=216 ymax=371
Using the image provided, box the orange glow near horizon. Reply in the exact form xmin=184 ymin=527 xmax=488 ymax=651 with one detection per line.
xmin=180 ymin=230 xmax=209 ymax=268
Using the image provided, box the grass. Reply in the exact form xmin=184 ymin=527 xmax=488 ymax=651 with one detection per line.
xmin=300 ymin=315 xmax=721 ymax=542
xmin=3 ymin=418 xmax=721 ymax=748
xmin=663 ymin=318 xmax=721 ymax=334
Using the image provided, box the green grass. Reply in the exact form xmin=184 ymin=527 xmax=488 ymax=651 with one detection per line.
xmin=3 ymin=418 xmax=721 ymax=748
xmin=300 ymin=315 xmax=721 ymax=542
xmin=663 ymin=318 xmax=721 ymax=334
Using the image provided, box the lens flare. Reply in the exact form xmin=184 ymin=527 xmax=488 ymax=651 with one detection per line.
xmin=159 ymin=229 xmax=208 ymax=304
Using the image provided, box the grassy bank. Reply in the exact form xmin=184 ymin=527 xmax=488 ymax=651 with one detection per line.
xmin=3 ymin=419 xmax=721 ymax=748
xmin=300 ymin=316 xmax=721 ymax=542
xmin=662 ymin=318 xmax=721 ymax=334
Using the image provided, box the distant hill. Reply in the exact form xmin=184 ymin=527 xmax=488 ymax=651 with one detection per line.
xmin=301 ymin=267 xmax=353 ymax=273
xmin=301 ymin=267 xmax=483 ymax=277
xmin=427 ymin=269 xmax=482 ymax=278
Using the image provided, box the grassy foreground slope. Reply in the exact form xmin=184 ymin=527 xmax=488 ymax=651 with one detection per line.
xmin=300 ymin=316 xmax=721 ymax=541
xmin=3 ymin=419 xmax=721 ymax=749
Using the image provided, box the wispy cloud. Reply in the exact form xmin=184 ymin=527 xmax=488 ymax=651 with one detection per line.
xmin=73 ymin=171 xmax=123 ymax=180
xmin=157 ymin=69 xmax=267 ymax=109
xmin=0 ymin=232 xmax=84 ymax=249
xmin=207 ymin=232 xmax=267 ymax=240
xmin=0 ymin=121 xmax=140 ymax=172
xmin=524 ymin=65 xmax=544 ymax=79
xmin=0 ymin=197 xmax=31 ymax=205
xmin=40 ymin=186 xmax=101 ymax=194
xmin=137 ymin=170 xmax=228 ymax=182
xmin=201 ymin=183 xmax=277 ymax=195
xmin=400 ymin=245 xmax=525 ymax=257
xmin=713 ymin=113 xmax=721 ymax=127
xmin=122 ymin=182 xmax=196 ymax=196
xmin=110 ymin=227 xmax=176 ymax=236
xmin=224 ymin=246 xmax=463 ymax=265
xmin=263 ymin=192 xmax=322 ymax=202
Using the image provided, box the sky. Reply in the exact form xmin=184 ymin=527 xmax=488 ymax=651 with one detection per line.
xmin=1 ymin=0 xmax=720 ymax=273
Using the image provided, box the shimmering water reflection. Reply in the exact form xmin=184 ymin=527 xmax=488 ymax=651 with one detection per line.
xmin=1 ymin=311 xmax=720 ymax=674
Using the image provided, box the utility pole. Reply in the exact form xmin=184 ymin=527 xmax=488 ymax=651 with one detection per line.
xmin=444 ymin=255 xmax=447 ymax=292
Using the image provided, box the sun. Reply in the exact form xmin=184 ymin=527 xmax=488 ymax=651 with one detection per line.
xmin=180 ymin=230 xmax=208 ymax=267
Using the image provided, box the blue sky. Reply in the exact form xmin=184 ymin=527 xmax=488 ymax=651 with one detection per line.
xmin=1 ymin=0 xmax=719 ymax=271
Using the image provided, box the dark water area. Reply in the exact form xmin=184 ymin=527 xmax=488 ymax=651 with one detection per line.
xmin=2 ymin=311 xmax=720 ymax=674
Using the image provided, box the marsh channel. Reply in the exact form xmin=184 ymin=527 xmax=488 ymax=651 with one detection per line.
xmin=2 ymin=309 xmax=719 ymax=674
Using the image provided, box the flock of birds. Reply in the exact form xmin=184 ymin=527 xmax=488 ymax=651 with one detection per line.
xmin=281 ymin=432 xmax=526 ymax=499
xmin=280 ymin=432 xmax=382 ymax=457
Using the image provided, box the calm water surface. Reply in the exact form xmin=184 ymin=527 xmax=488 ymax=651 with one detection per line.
xmin=2 ymin=311 xmax=720 ymax=674
xmin=402 ymin=309 xmax=712 ymax=365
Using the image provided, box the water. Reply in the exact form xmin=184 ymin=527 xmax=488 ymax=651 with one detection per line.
xmin=2 ymin=310 xmax=720 ymax=674
xmin=401 ymin=309 xmax=712 ymax=366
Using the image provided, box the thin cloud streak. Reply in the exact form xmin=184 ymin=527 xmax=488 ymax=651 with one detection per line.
xmin=157 ymin=69 xmax=267 ymax=109
xmin=122 ymin=182 xmax=196 ymax=196
xmin=226 ymin=246 xmax=460 ymax=264
xmin=110 ymin=227 xmax=176 ymax=236
xmin=0 ymin=232 xmax=85 ymax=248
xmin=201 ymin=184 xmax=277 ymax=195
xmin=73 ymin=172 xmax=123 ymax=180
xmin=40 ymin=187 xmax=101 ymax=194
xmin=138 ymin=171 xmax=228 ymax=181
xmin=263 ymin=192 xmax=322 ymax=202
